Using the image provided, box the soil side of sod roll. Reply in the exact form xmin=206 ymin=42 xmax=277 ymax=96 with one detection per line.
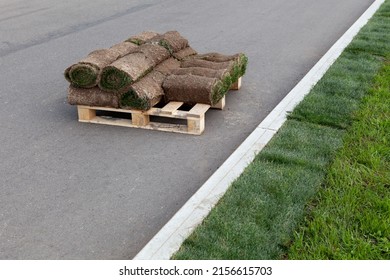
xmin=193 ymin=52 xmax=241 ymax=62
xmin=181 ymin=59 xmax=234 ymax=71
xmin=163 ymin=74 xmax=225 ymax=106
xmin=119 ymin=71 xmax=166 ymax=111
xmin=192 ymin=53 xmax=248 ymax=83
xmin=148 ymin=30 xmax=189 ymax=54
xmin=172 ymin=67 xmax=233 ymax=95
xmin=173 ymin=46 xmax=198 ymax=61
xmin=171 ymin=67 xmax=229 ymax=80
xmin=109 ymin=42 xmax=140 ymax=58
xmin=67 ymin=85 xmax=120 ymax=108
xmin=126 ymin=31 xmax=160 ymax=45
xmin=99 ymin=44 xmax=170 ymax=93
xmin=136 ymin=44 xmax=171 ymax=65
xmin=99 ymin=53 xmax=154 ymax=93
xmin=154 ymin=58 xmax=181 ymax=75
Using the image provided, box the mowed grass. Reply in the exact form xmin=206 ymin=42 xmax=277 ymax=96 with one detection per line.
xmin=287 ymin=58 xmax=390 ymax=260
xmin=173 ymin=0 xmax=390 ymax=259
xmin=174 ymin=121 xmax=344 ymax=259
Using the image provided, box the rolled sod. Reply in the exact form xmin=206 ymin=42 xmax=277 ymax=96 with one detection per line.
xmin=194 ymin=53 xmax=248 ymax=82
xmin=65 ymin=63 xmax=99 ymax=88
xmin=154 ymin=58 xmax=181 ymax=75
xmin=171 ymin=67 xmax=229 ymax=79
xmin=99 ymin=44 xmax=170 ymax=93
xmin=126 ymin=31 xmax=159 ymax=45
xmin=148 ymin=30 xmax=189 ymax=54
xmin=173 ymin=46 xmax=197 ymax=61
xmin=136 ymin=44 xmax=171 ymax=65
xmin=180 ymin=59 xmax=234 ymax=71
xmin=171 ymin=67 xmax=232 ymax=95
xmin=119 ymin=71 xmax=166 ymax=111
xmin=163 ymin=74 xmax=225 ymax=106
xmin=109 ymin=41 xmax=139 ymax=58
xmin=194 ymin=52 xmax=241 ymax=62
xmin=67 ymin=85 xmax=120 ymax=108
xmin=99 ymin=53 xmax=153 ymax=93
xmin=64 ymin=42 xmax=138 ymax=88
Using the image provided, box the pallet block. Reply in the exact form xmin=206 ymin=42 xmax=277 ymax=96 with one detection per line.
xmin=210 ymin=77 xmax=242 ymax=110
xmin=231 ymin=76 xmax=242 ymax=90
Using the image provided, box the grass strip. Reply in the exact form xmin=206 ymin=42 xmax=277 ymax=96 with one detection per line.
xmin=174 ymin=121 xmax=344 ymax=259
xmin=287 ymin=57 xmax=390 ymax=260
xmin=173 ymin=0 xmax=389 ymax=259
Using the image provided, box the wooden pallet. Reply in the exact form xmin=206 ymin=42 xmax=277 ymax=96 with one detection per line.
xmin=77 ymin=101 xmax=211 ymax=135
xmin=76 ymin=77 xmax=242 ymax=135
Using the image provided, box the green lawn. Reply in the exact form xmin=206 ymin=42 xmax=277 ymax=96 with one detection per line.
xmin=287 ymin=57 xmax=390 ymax=259
xmin=173 ymin=0 xmax=390 ymax=260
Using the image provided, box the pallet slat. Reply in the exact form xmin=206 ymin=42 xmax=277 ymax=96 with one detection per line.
xmin=81 ymin=116 xmax=191 ymax=134
xmin=160 ymin=102 xmax=183 ymax=114
xmin=188 ymin=103 xmax=211 ymax=118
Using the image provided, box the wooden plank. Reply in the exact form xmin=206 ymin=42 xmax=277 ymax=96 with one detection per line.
xmin=78 ymin=105 xmax=133 ymax=114
xmin=160 ymin=102 xmax=184 ymax=115
xmin=81 ymin=116 xmax=131 ymax=127
xmin=187 ymin=103 xmax=210 ymax=118
xmin=80 ymin=116 xmax=197 ymax=134
xmin=147 ymin=108 xmax=189 ymax=119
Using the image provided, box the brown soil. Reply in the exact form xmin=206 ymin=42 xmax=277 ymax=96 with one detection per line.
xmin=171 ymin=67 xmax=228 ymax=80
xmin=120 ymin=71 xmax=166 ymax=110
xmin=163 ymin=74 xmax=220 ymax=105
xmin=126 ymin=31 xmax=160 ymax=45
xmin=109 ymin=41 xmax=139 ymax=58
xmin=136 ymin=44 xmax=171 ymax=65
xmin=194 ymin=52 xmax=241 ymax=62
xmin=180 ymin=59 xmax=234 ymax=71
xmin=173 ymin=47 xmax=198 ymax=60
xmin=154 ymin=58 xmax=181 ymax=75
xmin=67 ymin=86 xmax=120 ymax=108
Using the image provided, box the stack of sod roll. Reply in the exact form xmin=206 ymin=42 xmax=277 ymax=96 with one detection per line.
xmin=66 ymin=31 xmax=248 ymax=110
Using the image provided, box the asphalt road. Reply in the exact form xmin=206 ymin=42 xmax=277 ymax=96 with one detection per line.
xmin=0 ymin=0 xmax=374 ymax=259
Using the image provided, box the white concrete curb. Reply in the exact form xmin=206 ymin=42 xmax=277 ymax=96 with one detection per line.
xmin=134 ymin=0 xmax=385 ymax=260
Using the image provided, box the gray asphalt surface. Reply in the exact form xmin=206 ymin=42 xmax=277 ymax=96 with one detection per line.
xmin=0 ymin=0 xmax=374 ymax=259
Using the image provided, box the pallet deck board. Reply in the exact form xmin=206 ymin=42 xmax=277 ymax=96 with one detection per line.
xmin=160 ymin=102 xmax=184 ymax=115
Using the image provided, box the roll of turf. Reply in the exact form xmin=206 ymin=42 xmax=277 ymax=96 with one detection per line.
xmin=119 ymin=71 xmax=166 ymax=111
xmin=126 ymin=31 xmax=159 ymax=45
xmin=193 ymin=53 xmax=248 ymax=82
xmin=99 ymin=44 xmax=170 ymax=92
xmin=64 ymin=42 xmax=138 ymax=88
xmin=148 ymin=31 xmax=189 ymax=54
xmin=173 ymin=46 xmax=197 ymax=61
xmin=154 ymin=58 xmax=181 ymax=75
xmin=171 ymin=67 xmax=232 ymax=96
xmin=67 ymin=85 xmax=120 ymax=108
xmin=163 ymin=74 xmax=225 ymax=106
